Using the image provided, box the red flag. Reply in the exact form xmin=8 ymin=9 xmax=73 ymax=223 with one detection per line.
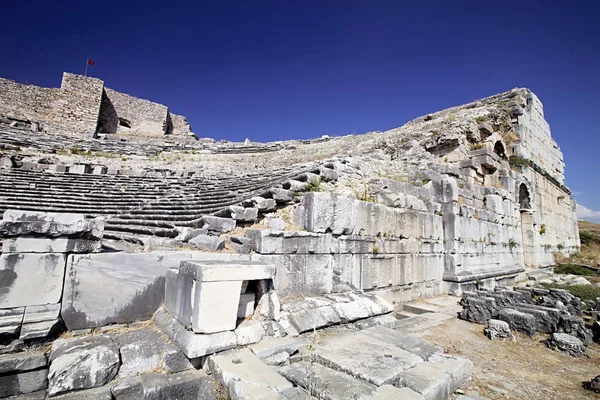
xmin=87 ymin=58 xmax=95 ymax=66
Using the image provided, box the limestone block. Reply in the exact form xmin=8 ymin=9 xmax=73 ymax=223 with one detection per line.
xmin=48 ymin=335 xmax=120 ymax=396
xmin=20 ymin=303 xmax=61 ymax=340
xmin=255 ymin=290 xmax=281 ymax=321
xmin=250 ymin=337 xmax=299 ymax=359
xmin=280 ymin=361 xmax=376 ymax=400
xmin=206 ymin=348 xmax=293 ymax=391
xmin=0 ymin=351 xmax=47 ymax=374
xmin=0 ymin=307 xmax=25 ymax=335
xmin=283 ymin=305 xmax=340 ymax=334
xmin=51 ymin=385 xmax=113 ymax=399
xmin=229 ymin=381 xmax=287 ymax=400
xmin=2 ymin=237 xmax=102 ymax=253
xmin=229 ymin=206 xmax=258 ymax=222
xmin=0 ymin=253 xmax=67 ymax=308
xmin=246 ymin=197 xmax=276 ymax=212
xmin=154 ymin=308 xmax=237 ymax=358
xmin=360 ymin=255 xmax=394 ymax=289
xmin=237 ymin=292 xmax=256 ymax=319
xmin=303 ymin=254 xmax=334 ymax=294
xmin=0 ymin=368 xmax=49 ymax=398
xmin=402 ymin=362 xmax=453 ymax=400
xmin=360 ymin=325 xmax=443 ymax=361
xmin=193 ymin=280 xmax=242 ymax=333
xmin=302 ymin=192 xmax=354 ymax=235
xmin=202 ymin=216 xmax=236 ymax=233
xmin=332 ymin=254 xmax=361 ymax=293
xmin=189 ymin=234 xmax=225 ymax=251
xmin=179 ymin=260 xmax=275 ymax=282
xmin=162 ymin=343 xmax=194 ymax=373
xmin=269 ymin=188 xmax=293 ymax=202
xmin=234 ymin=320 xmax=266 ymax=346
xmin=164 ymin=268 xmax=194 ymax=327
xmin=0 ymin=210 xmax=103 ymax=239
xmin=61 ymin=251 xmax=244 ymax=330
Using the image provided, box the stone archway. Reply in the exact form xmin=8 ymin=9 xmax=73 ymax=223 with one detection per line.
xmin=494 ymin=140 xmax=507 ymax=160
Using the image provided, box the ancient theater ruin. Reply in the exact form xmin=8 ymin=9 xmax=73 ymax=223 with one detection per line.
xmin=0 ymin=73 xmax=585 ymax=399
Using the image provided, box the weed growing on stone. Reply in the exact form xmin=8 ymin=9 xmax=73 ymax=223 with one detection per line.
xmin=554 ymin=264 xmax=596 ymax=276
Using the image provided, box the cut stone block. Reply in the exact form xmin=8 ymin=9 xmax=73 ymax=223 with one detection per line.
xmin=189 ymin=234 xmax=225 ymax=251
xmin=162 ymin=343 xmax=194 ymax=373
xmin=0 ymin=307 xmax=24 ymax=335
xmin=545 ymin=332 xmax=587 ymax=356
xmin=310 ymin=330 xmax=423 ymax=386
xmin=154 ymin=307 xmax=237 ymax=358
xmin=428 ymin=353 xmax=473 ymax=390
xmin=48 ymin=335 xmax=120 ymax=396
xmin=229 ymin=381 xmax=286 ymax=400
xmin=50 ymin=385 xmax=113 ymax=399
xmin=498 ymin=308 xmax=537 ymax=336
xmin=234 ymin=320 xmax=266 ymax=346
xmin=402 ymin=363 xmax=453 ymax=400
xmin=283 ymin=305 xmax=341 ymax=333
xmin=0 ymin=253 xmax=67 ymax=308
xmin=359 ymin=385 xmax=425 ymax=400
xmin=1 ymin=237 xmax=102 ymax=253
xmin=206 ymin=348 xmax=293 ymax=392
xmin=358 ymin=325 xmax=443 ymax=361
xmin=118 ymin=329 xmax=166 ymax=378
xmin=0 ymin=210 xmax=104 ymax=239
xmin=250 ymin=337 xmax=300 ymax=359
xmin=485 ymin=318 xmax=514 ymax=340
xmin=0 ymin=368 xmax=49 ymax=398
xmin=139 ymin=370 xmax=215 ymax=400
xmin=202 ymin=216 xmax=236 ymax=233
xmin=179 ymin=260 xmax=276 ymax=282
xmin=229 ymin=206 xmax=258 ymax=222
xmin=0 ymin=351 xmax=47 ymax=374
xmin=194 ymin=280 xmax=242 ymax=333
xmin=279 ymin=361 xmax=376 ymax=400
xmin=20 ymin=303 xmax=62 ymax=340
xmin=238 ymin=292 xmax=256 ymax=319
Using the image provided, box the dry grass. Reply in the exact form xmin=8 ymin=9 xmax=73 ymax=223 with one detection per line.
xmin=422 ymin=319 xmax=600 ymax=400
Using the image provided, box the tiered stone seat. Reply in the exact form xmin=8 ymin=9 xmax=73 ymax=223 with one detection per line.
xmin=0 ymin=161 xmax=328 ymax=241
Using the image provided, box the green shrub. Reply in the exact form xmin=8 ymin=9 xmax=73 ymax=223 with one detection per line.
xmin=509 ymin=156 xmax=530 ymax=168
xmin=580 ymin=231 xmax=598 ymax=246
xmin=539 ymin=224 xmax=546 ymax=235
xmin=554 ymin=264 xmax=596 ymax=276
xmin=306 ymin=177 xmax=323 ymax=192
xmin=539 ymin=283 xmax=600 ymax=303
xmin=475 ymin=116 xmax=486 ymax=123
xmin=469 ymin=143 xmax=485 ymax=151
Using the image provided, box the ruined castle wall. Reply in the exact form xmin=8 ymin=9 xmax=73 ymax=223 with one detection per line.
xmin=50 ymin=73 xmax=104 ymax=134
xmin=169 ymin=112 xmax=192 ymax=135
xmin=104 ymin=88 xmax=168 ymax=135
xmin=0 ymin=78 xmax=60 ymax=126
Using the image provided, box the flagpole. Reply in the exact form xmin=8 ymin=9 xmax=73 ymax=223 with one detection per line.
xmin=84 ymin=58 xmax=88 ymax=77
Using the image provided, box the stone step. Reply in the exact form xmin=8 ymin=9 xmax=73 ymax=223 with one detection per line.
xmin=396 ymin=310 xmax=420 ymax=320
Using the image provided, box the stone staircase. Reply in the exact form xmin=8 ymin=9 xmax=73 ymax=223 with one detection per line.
xmin=395 ymin=296 xmax=462 ymax=332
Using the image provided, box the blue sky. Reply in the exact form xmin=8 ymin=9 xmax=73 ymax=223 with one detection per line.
xmin=1 ymin=1 xmax=599 ymax=221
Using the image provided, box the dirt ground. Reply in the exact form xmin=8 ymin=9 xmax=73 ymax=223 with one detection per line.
xmin=422 ymin=318 xmax=600 ymax=400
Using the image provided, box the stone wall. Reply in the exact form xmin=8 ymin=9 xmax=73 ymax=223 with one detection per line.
xmin=0 ymin=78 xmax=59 ymax=126
xmin=169 ymin=112 xmax=193 ymax=136
xmin=51 ymin=73 xmax=104 ymax=134
xmin=103 ymin=88 xmax=169 ymax=135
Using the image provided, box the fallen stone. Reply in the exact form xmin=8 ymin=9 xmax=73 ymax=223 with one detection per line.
xmin=118 ymin=329 xmax=165 ymax=377
xmin=2 ymin=390 xmax=46 ymax=399
xmin=140 ymin=370 xmax=215 ymax=400
xmin=484 ymin=319 xmax=515 ymax=341
xmin=174 ymin=227 xmax=207 ymax=242
xmin=234 ymin=320 xmax=266 ymax=346
xmin=428 ymin=353 xmax=473 ymax=390
xmin=48 ymin=335 xmax=120 ymax=396
xmin=229 ymin=206 xmax=258 ymax=222
xmin=402 ymin=360 xmax=453 ymax=399
xmin=206 ymin=348 xmax=293 ymax=391
xmin=545 ymin=333 xmax=587 ymax=357
xmin=20 ymin=303 xmax=62 ymax=340
xmin=353 ymin=314 xmax=397 ymax=330
xmin=0 ymin=211 xmax=104 ymax=240
xmin=0 ymin=253 xmax=67 ymax=308
xmin=279 ymin=361 xmax=376 ymax=400
xmin=498 ymin=308 xmax=537 ymax=336
xmin=250 ymin=336 xmax=299 ymax=359
xmin=162 ymin=343 xmax=194 ymax=373
xmin=189 ymin=234 xmax=225 ymax=251
xmin=229 ymin=236 xmax=252 ymax=254
xmin=229 ymin=381 xmax=285 ymax=400
xmin=589 ymin=375 xmax=600 ymax=392
xmin=0 ymin=368 xmax=49 ymax=398
xmin=202 ymin=216 xmax=236 ymax=233
xmin=262 ymin=351 xmax=290 ymax=366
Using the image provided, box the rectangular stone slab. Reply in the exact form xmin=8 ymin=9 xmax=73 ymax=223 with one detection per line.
xmin=179 ymin=260 xmax=275 ymax=282
xmin=192 ymin=280 xmax=242 ymax=333
xmin=310 ymin=330 xmax=423 ymax=386
xmin=0 ymin=253 xmax=67 ymax=308
xmin=2 ymin=238 xmax=101 ymax=253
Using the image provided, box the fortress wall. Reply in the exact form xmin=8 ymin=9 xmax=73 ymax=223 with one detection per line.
xmin=0 ymin=78 xmax=60 ymax=126
xmin=169 ymin=112 xmax=192 ymax=135
xmin=49 ymin=73 xmax=104 ymax=134
xmin=104 ymin=88 xmax=169 ymax=135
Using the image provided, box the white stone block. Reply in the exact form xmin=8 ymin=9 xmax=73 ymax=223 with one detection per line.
xmin=237 ymin=292 xmax=255 ymax=319
xmin=193 ymin=280 xmax=242 ymax=333
xmin=179 ymin=260 xmax=275 ymax=282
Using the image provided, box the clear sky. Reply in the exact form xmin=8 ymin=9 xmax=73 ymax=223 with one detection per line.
xmin=1 ymin=1 xmax=599 ymax=221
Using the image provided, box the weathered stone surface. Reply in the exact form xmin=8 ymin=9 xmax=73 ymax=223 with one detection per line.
xmin=459 ymin=296 xmax=495 ymax=324
xmin=229 ymin=236 xmax=252 ymax=254
xmin=48 ymin=335 xmax=120 ymax=396
xmin=2 ymin=237 xmax=101 ymax=253
xmin=192 ymin=280 xmax=242 ymax=333
xmin=359 ymin=385 xmax=425 ymax=400
xmin=310 ymin=330 xmax=423 ymax=386
xmin=162 ymin=343 xmax=194 ymax=373
xmin=428 ymin=353 xmax=473 ymax=390
xmin=50 ymin=385 xmax=113 ymax=399
xmin=2 ymin=390 xmax=47 ymax=400
xmin=250 ymin=337 xmax=299 ymax=359
xmin=202 ymin=216 xmax=236 ymax=233
xmin=62 ymin=251 xmax=239 ymax=329
xmin=229 ymin=206 xmax=258 ymax=222
xmin=402 ymin=362 xmax=453 ymax=400
xmin=0 ymin=210 xmax=104 ymax=239
xmin=358 ymin=325 xmax=443 ymax=361
xmin=0 ymin=368 xmax=48 ymax=398
xmin=140 ymin=370 xmax=214 ymax=400
xmin=154 ymin=307 xmax=237 ymax=358
xmin=353 ymin=314 xmax=397 ymax=330
xmin=189 ymin=234 xmax=225 ymax=251
xmin=558 ymin=315 xmax=593 ymax=345
xmin=20 ymin=303 xmax=62 ymax=340
xmin=497 ymin=308 xmax=537 ymax=336
xmin=234 ymin=320 xmax=266 ymax=346
xmin=485 ymin=319 xmax=514 ymax=341
xmin=0 ymin=351 xmax=47 ymax=374
xmin=255 ymin=290 xmax=281 ymax=322
xmin=0 ymin=307 xmax=24 ymax=335
xmin=229 ymin=381 xmax=285 ymax=400
xmin=0 ymin=253 xmax=67 ymax=308
xmin=237 ymin=292 xmax=255 ymax=319
xmin=545 ymin=332 xmax=587 ymax=356
xmin=179 ymin=260 xmax=276 ymax=282
xmin=117 ymin=328 xmax=166 ymax=378
xmin=279 ymin=361 xmax=377 ymax=400
xmin=589 ymin=375 xmax=600 ymax=392
xmin=206 ymin=348 xmax=293 ymax=391
xmin=283 ymin=304 xmax=341 ymax=334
